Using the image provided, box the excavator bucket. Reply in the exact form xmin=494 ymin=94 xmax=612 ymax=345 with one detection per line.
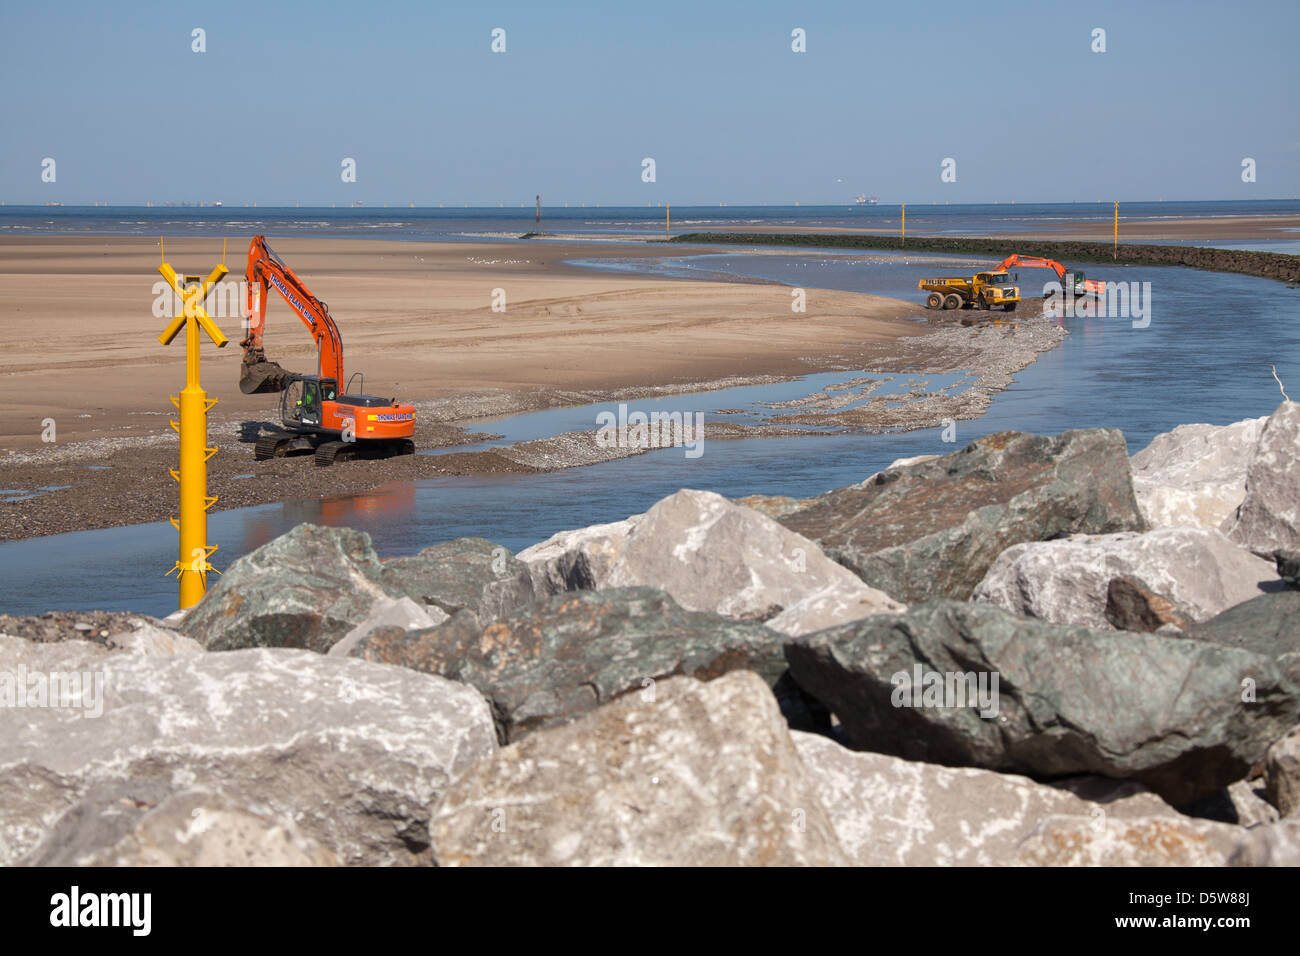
xmin=239 ymin=355 xmax=292 ymax=394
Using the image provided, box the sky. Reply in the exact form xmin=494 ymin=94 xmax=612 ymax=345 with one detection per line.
xmin=2 ymin=0 xmax=1297 ymax=206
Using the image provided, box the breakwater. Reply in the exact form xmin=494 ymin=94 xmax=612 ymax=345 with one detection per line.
xmin=670 ymin=232 xmax=1300 ymax=284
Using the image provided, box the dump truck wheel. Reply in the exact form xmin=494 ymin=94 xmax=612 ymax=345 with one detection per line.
xmin=943 ymin=294 xmax=962 ymax=311
xmin=925 ymin=292 xmax=944 ymax=309
xmin=1003 ymin=301 xmax=1018 ymax=312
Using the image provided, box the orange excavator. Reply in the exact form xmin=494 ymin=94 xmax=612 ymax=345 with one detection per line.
xmin=239 ymin=235 xmax=415 ymax=466
xmin=992 ymin=254 xmax=1106 ymax=299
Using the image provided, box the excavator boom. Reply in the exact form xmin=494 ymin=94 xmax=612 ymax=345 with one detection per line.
xmin=993 ymin=254 xmax=1066 ymax=280
xmin=239 ymin=235 xmax=344 ymax=394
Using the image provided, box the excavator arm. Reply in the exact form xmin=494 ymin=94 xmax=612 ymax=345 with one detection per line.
xmin=993 ymin=254 xmax=1067 ymax=280
xmin=992 ymin=253 xmax=1106 ymax=297
xmin=239 ymin=235 xmax=345 ymax=394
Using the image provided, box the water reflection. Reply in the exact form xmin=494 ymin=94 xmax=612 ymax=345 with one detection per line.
xmin=234 ymin=484 xmax=417 ymax=556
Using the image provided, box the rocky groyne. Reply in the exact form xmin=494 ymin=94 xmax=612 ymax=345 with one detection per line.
xmin=2 ymin=402 xmax=1298 ymax=866
xmin=672 ymin=232 xmax=1300 ymax=284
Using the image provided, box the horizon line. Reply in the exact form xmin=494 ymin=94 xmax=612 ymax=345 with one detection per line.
xmin=2 ymin=197 xmax=1299 ymax=210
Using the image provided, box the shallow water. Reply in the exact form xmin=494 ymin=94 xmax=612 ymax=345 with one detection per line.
xmin=1 ymin=249 xmax=1296 ymax=618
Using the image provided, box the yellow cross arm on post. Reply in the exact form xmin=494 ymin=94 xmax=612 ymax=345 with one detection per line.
xmin=157 ymin=262 xmax=230 ymax=348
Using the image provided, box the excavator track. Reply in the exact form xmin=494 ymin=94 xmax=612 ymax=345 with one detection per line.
xmin=254 ymin=430 xmax=298 ymax=460
xmin=314 ymin=441 xmax=355 ymax=467
xmin=313 ymin=438 xmax=416 ymax=467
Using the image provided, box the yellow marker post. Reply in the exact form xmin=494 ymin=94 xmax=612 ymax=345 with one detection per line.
xmin=1113 ymin=202 xmax=1119 ymax=260
xmin=666 ymin=204 xmax=670 ymax=239
xmin=157 ymin=254 xmax=229 ymax=610
xmin=901 ymin=203 xmax=906 ymax=248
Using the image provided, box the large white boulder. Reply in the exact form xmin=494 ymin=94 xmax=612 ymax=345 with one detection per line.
xmin=0 ymin=644 xmax=498 ymax=866
xmin=1225 ymin=402 xmax=1300 ymax=552
xmin=972 ymin=527 xmax=1277 ymax=628
xmin=1129 ymin=417 xmax=1266 ymax=530
xmin=792 ymin=731 xmax=1191 ymax=866
xmin=519 ymin=490 xmax=903 ymax=635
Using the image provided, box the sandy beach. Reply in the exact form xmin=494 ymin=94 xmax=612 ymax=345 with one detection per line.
xmin=0 ymin=235 xmax=949 ymax=539
xmin=0 ymin=236 xmax=922 ymax=450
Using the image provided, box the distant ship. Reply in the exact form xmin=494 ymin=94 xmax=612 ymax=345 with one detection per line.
xmin=855 ymin=194 xmax=879 ymax=205
xmin=212 ymin=201 xmax=222 ymax=207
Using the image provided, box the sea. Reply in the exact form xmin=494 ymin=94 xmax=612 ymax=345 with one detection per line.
xmin=3 ymin=199 xmax=1300 ymax=251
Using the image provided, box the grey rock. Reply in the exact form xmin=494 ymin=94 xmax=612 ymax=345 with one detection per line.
xmin=601 ymin=490 xmax=903 ymax=631
xmin=378 ymin=537 xmax=536 ymax=625
xmin=516 ymin=516 xmax=642 ymax=595
xmin=1227 ymin=820 xmax=1300 ymax=866
xmin=784 ymin=600 xmax=1299 ymax=806
xmin=430 ymin=671 xmax=848 ymax=866
xmin=1226 ymin=401 xmax=1300 ymax=552
xmin=1275 ymin=549 xmax=1300 ymax=589
xmin=792 ymin=731 xmax=1177 ymax=866
xmin=347 ymin=586 xmax=790 ymax=742
xmin=0 ymin=647 xmax=497 ymax=866
xmin=517 ymin=490 xmax=904 ymax=634
xmin=1188 ymin=591 xmax=1300 ymax=666
xmin=22 ymin=787 xmax=339 ymax=867
xmin=972 ymin=528 xmax=1275 ymax=629
xmin=766 ymin=585 xmax=905 ymax=638
xmin=1130 ymin=417 xmax=1266 ymax=530
xmin=1226 ymin=779 xmax=1280 ymax=827
xmin=105 ymin=621 xmax=204 ymax=656
xmin=0 ymin=633 xmax=112 ymax=674
xmin=0 ymin=611 xmax=196 ymax=653
xmin=326 ymin=595 xmax=446 ymax=659
xmin=1263 ymin=724 xmax=1300 ymax=817
xmin=732 ymin=493 xmax=813 ymax=520
xmin=779 ymin=429 xmax=1144 ymax=604
xmin=183 ymin=524 xmax=392 ymax=653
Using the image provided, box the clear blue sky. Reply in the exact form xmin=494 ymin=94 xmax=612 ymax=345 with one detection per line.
xmin=2 ymin=0 xmax=1297 ymax=205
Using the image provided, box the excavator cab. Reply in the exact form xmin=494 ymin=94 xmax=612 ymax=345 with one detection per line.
xmin=280 ymin=375 xmax=337 ymax=430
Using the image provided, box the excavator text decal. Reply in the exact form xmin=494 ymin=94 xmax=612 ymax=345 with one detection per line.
xmin=267 ymin=272 xmax=311 ymax=326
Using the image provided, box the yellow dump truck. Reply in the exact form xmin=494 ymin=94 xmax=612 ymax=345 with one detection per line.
xmin=918 ymin=272 xmax=1020 ymax=312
